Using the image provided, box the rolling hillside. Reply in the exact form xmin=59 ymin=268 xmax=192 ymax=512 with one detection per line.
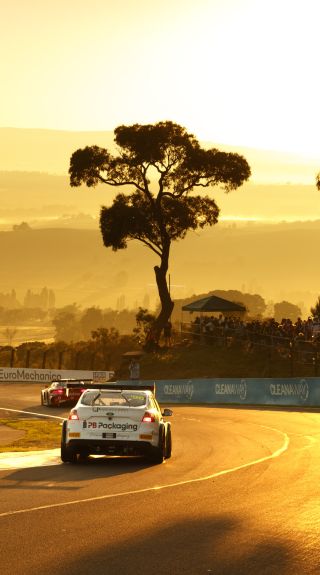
xmin=1 ymin=222 xmax=320 ymax=315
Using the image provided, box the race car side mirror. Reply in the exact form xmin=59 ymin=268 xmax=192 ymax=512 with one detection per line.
xmin=162 ymin=408 xmax=173 ymax=417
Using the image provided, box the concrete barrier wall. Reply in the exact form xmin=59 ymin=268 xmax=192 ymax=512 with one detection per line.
xmin=118 ymin=378 xmax=320 ymax=407
xmin=0 ymin=367 xmax=115 ymax=383
xmin=2 ymin=373 xmax=319 ymax=407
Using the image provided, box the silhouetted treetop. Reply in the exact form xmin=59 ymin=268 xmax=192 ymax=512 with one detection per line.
xmin=69 ymin=121 xmax=251 ymax=193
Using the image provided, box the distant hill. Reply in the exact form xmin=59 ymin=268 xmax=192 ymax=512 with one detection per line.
xmin=1 ymin=223 xmax=320 ymax=315
xmin=0 ymin=127 xmax=318 ymax=184
xmin=0 ymin=128 xmax=116 ymax=175
xmin=0 ymin=170 xmax=319 ymax=228
xmin=1 ymin=127 xmax=319 ymax=228
xmin=1 ymin=127 xmax=319 ymax=316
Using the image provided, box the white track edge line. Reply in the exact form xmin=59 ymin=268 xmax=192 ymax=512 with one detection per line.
xmin=0 ymin=407 xmax=64 ymax=420
xmin=0 ymin=425 xmax=290 ymax=518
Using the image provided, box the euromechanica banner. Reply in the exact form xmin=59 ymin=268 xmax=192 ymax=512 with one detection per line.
xmin=0 ymin=368 xmax=115 ymax=383
xmin=118 ymin=378 xmax=320 ymax=407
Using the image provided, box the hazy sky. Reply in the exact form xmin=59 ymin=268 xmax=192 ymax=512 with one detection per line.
xmin=1 ymin=0 xmax=320 ymax=156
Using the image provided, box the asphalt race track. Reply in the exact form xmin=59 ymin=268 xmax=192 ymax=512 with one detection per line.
xmin=1 ymin=384 xmax=320 ymax=575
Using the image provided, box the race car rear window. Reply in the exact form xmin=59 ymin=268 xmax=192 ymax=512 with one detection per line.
xmin=51 ymin=382 xmax=66 ymax=389
xmin=81 ymin=391 xmax=148 ymax=407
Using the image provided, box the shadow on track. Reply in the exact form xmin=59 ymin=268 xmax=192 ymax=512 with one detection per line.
xmin=42 ymin=515 xmax=297 ymax=575
xmin=1 ymin=455 xmax=155 ymax=491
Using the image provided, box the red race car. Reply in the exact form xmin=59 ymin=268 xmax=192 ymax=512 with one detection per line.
xmin=41 ymin=379 xmax=89 ymax=407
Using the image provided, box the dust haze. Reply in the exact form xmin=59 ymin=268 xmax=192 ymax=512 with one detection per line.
xmin=1 ymin=128 xmax=320 ymax=316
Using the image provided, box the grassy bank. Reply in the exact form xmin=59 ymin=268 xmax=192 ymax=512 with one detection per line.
xmin=119 ymin=342 xmax=309 ymax=380
xmin=0 ymin=418 xmax=61 ymax=453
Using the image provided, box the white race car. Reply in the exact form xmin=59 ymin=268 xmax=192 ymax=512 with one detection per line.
xmin=61 ymin=384 xmax=172 ymax=464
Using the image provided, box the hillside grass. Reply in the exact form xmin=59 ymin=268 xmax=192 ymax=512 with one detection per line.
xmin=0 ymin=418 xmax=61 ymax=453
xmin=118 ymin=341 xmax=308 ymax=380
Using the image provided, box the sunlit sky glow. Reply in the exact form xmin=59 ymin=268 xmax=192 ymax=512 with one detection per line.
xmin=1 ymin=0 xmax=320 ymax=157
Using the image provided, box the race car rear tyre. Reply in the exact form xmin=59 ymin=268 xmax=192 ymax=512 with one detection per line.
xmin=149 ymin=426 xmax=165 ymax=464
xmin=61 ymin=443 xmax=77 ymax=463
xmin=165 ymin=425 xmax=172 ymax=459
xmin=60 ymin=421 xmax=77 ymax=463
xmin=78 ymin=451 xmax=89 ymax=463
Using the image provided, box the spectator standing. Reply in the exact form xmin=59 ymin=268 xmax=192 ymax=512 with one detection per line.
xmin=129 ymin=359 xmax=140 ymax=380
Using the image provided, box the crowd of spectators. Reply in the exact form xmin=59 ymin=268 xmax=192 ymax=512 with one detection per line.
xmin=185 ymin=314 xmax=320 ymax=352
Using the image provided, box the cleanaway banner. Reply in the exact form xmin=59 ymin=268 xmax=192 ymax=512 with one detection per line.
xmin=118 ymin=378 xmax=320 ymax=407
xmin=0 ymin=368 xmax=115 ymax=383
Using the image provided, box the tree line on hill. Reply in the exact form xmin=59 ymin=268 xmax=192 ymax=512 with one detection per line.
xmin=0 ymin=287 xmax=55 ymax=310
xmin=0 ymin=289 xmax=309 ymax=340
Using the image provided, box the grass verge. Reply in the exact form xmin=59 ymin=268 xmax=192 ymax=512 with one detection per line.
xmin=0 ymin=418 xmax=61 ymax=452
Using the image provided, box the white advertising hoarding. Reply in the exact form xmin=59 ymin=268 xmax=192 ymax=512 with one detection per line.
xmin=0 ymin=368 xmax=115 ymax=383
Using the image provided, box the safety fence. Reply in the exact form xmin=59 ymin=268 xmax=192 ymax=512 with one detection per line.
xmin=181 ymin=322 xmax=320 ymax=376
xmin=0 ymin=347 xmax=110 ymax=371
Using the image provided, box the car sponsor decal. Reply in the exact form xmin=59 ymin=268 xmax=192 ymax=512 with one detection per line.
xmin=83 ymin=421 xmax=138 ymax=432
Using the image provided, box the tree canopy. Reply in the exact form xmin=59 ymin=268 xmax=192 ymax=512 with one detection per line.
xmin=69 ymin=121 xmax=251 ymax=346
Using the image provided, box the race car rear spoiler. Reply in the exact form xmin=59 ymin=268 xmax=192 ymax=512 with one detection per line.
xmin=51 ymin=378 xmax=98 ymax=385
xmin=65 ymin=382 xmax=156 ymax=393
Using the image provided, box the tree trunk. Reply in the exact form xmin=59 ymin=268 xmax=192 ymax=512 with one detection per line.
xmin=147 ymin=244 xmax=174 ymax=347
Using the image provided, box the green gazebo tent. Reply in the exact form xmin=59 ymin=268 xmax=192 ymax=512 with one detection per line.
xmin=182 ymin=295 xmax=246 ymax=313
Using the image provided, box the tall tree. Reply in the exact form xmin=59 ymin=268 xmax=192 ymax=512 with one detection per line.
xmin=274 ymin=301 xmax=302 ymax=323
xmin=69 ymin=121 xmax=251 ymax=345
xmin=310 ymin=296 xmax=320 ymax=318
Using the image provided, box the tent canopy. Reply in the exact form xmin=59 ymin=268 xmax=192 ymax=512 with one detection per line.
xmin=182 ymin=295 xmax=246 ymax=313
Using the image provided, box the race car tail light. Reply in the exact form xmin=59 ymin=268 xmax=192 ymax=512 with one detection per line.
xmin=141 ymin=412 xmax=155 ymax=423
xmin=68 ymin=409 xmax=79 ymax=420
xmin=52 ymin=389 xmax=64 ymax=395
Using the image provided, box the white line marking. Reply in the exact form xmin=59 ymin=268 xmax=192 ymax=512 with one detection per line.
xmin=0 ymin=407 xmax=64 ymax=421
xmin=0 ymin=425 xmax=290 ymax=518
xmin=182 ymin=417 xmax=201 ymax=422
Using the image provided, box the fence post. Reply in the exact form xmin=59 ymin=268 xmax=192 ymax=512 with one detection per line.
xmin=267 ymin=344 xmax=272 ymax=377
xmin=289 ymin=340 xmax=295 ymax=377
xmin=314 ymin=343 xmax=319 ymax=377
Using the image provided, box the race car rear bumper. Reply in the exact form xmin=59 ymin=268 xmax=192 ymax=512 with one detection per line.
xmin=67 ymin=438 xmax=154 ymax=457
